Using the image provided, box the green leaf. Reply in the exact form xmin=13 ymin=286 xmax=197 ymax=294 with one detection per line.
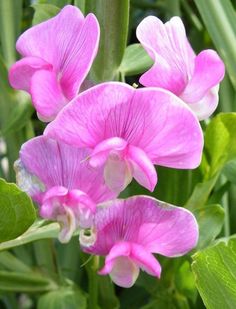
xmin=119 ymin=43 xmax=153 ymax=76
xmin=32 ymin=4 xmax=60 ymax=25
xmin=0 ymin=179 xmax=36 ymax=243
xmin=0 ymin=270 xmax=57 ymax=292
xmin=193 ymin=205 xmax=225 ymax=249
xmin=192 ymin=236 xmax=236 ymax=309
xmin=223 ymin=159 xmax=236 ymax=184
xmin=2 ymin=100 xmax=34 ymax=135
xmin=193 ymin=0 xmax=236 ymax=90
xmin=185 ymin=174 xmax=219 ymax=210
xmin=85 ymin=0 xmax=129 ymax=82
xmin=175 ymin=261 xmax=197 ymax=303
xmin=37 ymin=287 xmax=87 ymax=309
xmin=204 ymin=113 xmax=236 ymax=178
xmin=0 ymin=221 xmax=59 ymax=251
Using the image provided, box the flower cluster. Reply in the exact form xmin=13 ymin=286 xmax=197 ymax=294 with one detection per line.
xmin=10 ymin=5 xmax=225 ymax=288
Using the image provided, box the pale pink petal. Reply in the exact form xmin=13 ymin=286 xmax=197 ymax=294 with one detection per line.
xmin=83 ymin=196 xmax=198 ymax=258
xmin=30 ymin=69 xmax=67 ymax=122
xmin=9 ymin=57 xmax=52 ymax=91
xmin=137 ymin=16 xmax=195 ymax=94
xmin=45 ymin=83 xmax=203 ymax=170
xmin=19 ymin=136 xmax=116 ymax=203
xmin=98 ymin=242 xmax=139 ymax=288
xmin=128 ymin=145 xmax=157 ymax=191
xmin=16 ymin=5 xmax=99 ymax=98
xmin=189 ymin=85 xmax=219 ymax=120
xmin=181 ymin=50 xmax=225 ymax=104
xmin=104 ymin=154 xmax=132 ymax=193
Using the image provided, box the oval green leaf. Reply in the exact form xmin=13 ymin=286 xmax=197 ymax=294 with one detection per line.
xmin=0 ymin=178 xmax=36 ymax=243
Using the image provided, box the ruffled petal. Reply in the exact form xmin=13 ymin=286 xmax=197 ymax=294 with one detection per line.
xmin=45 ymin=83 xmax=203 ymax=170
xmin=83 ymin=196 xmax=198 ymax=258
xmin=16 ymin=5 xmax=99 ymax=98
xmin=45 ymin=82 xmax=135 ymax=147
xmin=137 ymin=16 xmax=195 ymax=94
xmin=30 ymin=69 xmax=67 ymax=122
xmin=9 ymin=57 xmax=52 ymax=92
xmin=19 ymin=136 xmax=116 ymax=203
xmin=127 ymin=145 xmax=157 ymax=191
xmin=180 ymin=50 xmax=225 ymax=104
xmin=137 ymin=201 xmax=199 ymax=257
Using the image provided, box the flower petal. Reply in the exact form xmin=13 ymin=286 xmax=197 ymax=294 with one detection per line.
xmin=30 ymin=69 xmax=67 ymax=122
xmin=137 ymin=16 xmax=195 ymax=94
xmin=9 ymin=57 xmax=52 ymax=92
xmin=180 ymin=50 xmax=225 ymax=104
xmin=19 ymin=136 xmax=116 ymax=203
xmin=98 ymin=242 xmax=140 ymax=288
xmin=131 ymin=243 xmax=161 ymax=277
xmin=16 ymin=5 xmax=99 ymax=98
xmin=128 ymin=145 xmax=157 ymax=191
xmin=83 ymin=196 xmax=198 ymax=258
xmin=189 ymin=85 xmax=219 ymax=120
xmin=45 ymin=83 xmax=203 ymax=170
xmin=137 ymin=202 xmax=199 ymax=257
xmin=89 ymin=137 xmax=128 ymax=168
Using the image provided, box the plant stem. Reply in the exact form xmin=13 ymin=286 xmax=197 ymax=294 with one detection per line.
xmin=88 ymin=256 xmax=99 ymax=309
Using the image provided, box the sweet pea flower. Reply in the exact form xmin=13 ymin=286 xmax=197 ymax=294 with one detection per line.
xmin=45 ymin=82 xmax=203 ymax=193
xmin=137 ymin=16 xmax=225 ymax=120
xmin=9 ymin=5 xmax=100 ymax=122
xmin=14 ymin=136 xmax=116 ymax=243
xmin=81 ymin=196 xmax=198 ymax=288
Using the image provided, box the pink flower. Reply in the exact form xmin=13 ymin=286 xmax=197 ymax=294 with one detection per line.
xmin=14 ymin=136 xmax=116 ymax=243
xmin=45 ymin=82 xmax=203 ymax=194
xmin=81 ymin=196 xmax=198 ymax=288
xmin=9 ymin=5 xmax=100 ymax=122
xmin=137 ymin=16 xmax=225 ymax=120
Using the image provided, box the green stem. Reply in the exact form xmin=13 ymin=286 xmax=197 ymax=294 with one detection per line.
xmin=88 ymin=256 xmax=99 ymax=309
xmin=223 ymin=192 xmax=230 ymax=237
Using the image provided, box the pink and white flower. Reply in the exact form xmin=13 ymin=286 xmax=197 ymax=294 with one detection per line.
xmin=45 ymin=82 xmax=203 ymax=193
xmin=9 ymin=5 xmax=100 ymax=122
xmin=137 ymin=16 xmax=225 ymax=120
xmin=14 ymin=136 xmax=116 ymax=243
xmin=81 ymin=196 xmax=198 ymax=288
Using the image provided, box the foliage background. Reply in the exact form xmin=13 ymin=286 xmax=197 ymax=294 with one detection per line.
xmin=0 ymin=0 xmax=236 ymax=308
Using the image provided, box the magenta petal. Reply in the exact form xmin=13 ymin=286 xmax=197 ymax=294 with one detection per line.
xmin=137 ymin=16 xmax=195 ymax=94
xmin=9 ymin=57 xmax=52 ymax=92
xmin=84 ymin=196 xmax=198 ymax=259
xmin=181 ymin=49 xmax=225 ymax=104
xmin=45 ymin=83 xmax=203 ymax=171
xmin=131 ymin=243 xmax=161 ymax=277
xmin=60 ymin=13 xmax=100 ymax=99
xmin=128 ymin=145 xmax=157 ymax=191
xmin=45 ymin=82 xmax=135 ymax=147
xmin=19 ymin=136 xmax=116 ymax=204
xmin=30 ymin=69 xmax=67 ymax=122
xmin=16 ymin=5 xmax=99 ymax=98
xmin=89 ymin=137 xmax=128 ymax=168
